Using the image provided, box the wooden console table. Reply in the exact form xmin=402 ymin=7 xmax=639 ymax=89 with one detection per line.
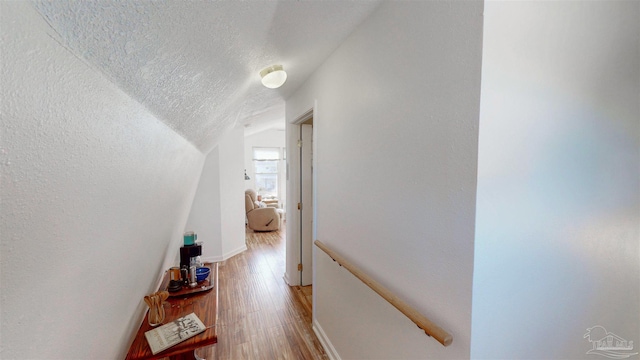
xmin=126 ymin=263 xmax=218 ymax=360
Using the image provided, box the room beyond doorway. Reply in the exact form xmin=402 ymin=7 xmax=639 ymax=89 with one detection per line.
xmin=244 ymin=129 xmax=287 ymax=216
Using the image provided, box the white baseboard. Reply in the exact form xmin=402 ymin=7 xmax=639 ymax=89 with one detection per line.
xmin=223 ymin=244 xmax=247 ymax=260
xmin=201 ymin=244 xmax=247 ymax=263
xmin=313 ymin=319 xmax=341 ymax=360
xmin=283 ymin=272 xmax=294 ymax=286
xmin=202 ymin=255 xmax=224 ymax=263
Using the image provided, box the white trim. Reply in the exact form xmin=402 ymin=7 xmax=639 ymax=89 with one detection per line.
xmin=283 ymin=272 xmax=294 ymax=286
xmin=223 ymin=244 xmax=247 ymax=260
xmin=292 ymin=108 xmax=314 ymax=125
xmin=201 ymin=244 xmax=247 ymax=263
xmin=313 ymin=319 xmax=341 ymax=360
xmin=202 ymin=255 xmax=224 ymax=262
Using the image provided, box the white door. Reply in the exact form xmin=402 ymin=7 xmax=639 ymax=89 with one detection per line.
xmin=300 ymin=124 xmax=313 ymax=286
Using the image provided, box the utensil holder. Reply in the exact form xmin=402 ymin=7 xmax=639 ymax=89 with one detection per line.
xmin=144 ymin=291 xmax=169 ymax=326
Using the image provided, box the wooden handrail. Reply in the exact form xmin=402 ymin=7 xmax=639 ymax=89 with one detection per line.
xmin=314 ymin=240 xmax=453 ymax=347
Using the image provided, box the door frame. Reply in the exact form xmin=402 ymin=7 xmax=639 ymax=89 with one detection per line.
xmin=284 ymin=105 xmax=318 ymax=286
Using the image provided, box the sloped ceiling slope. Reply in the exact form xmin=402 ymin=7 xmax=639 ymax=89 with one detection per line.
xmin=32 ymin=0 xmax=380 ymax=152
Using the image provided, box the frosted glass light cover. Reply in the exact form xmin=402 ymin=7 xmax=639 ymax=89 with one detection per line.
xmin=260 ymin=65 xmax=287 ymax=89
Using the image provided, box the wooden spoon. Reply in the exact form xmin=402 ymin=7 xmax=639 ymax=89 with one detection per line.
xmin=157 ymin=291 xmax=169 ymax=302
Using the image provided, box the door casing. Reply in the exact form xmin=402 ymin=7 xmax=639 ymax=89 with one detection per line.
xmin=284 ymin=106 xmax=316 ymax=287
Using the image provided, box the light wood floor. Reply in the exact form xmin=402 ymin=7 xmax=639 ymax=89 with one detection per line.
xmin=292 ymin=285 xmax=313 ymax=318
xmin=194 ymin=225 xmax=327 ymax=360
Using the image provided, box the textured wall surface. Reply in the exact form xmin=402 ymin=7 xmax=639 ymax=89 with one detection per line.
xmin=1 ymin=3 xmax=204 ymax=358
xmin=472 ymin=1 xmax=640 ymax=358
xmin=286 ymin=1 xmax=483 ymax=358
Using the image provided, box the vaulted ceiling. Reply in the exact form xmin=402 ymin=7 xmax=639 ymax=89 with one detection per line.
xmin=33 ymin=1 xmax=381 ymax=152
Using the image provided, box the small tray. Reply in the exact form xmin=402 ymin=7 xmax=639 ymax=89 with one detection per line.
xmin=162 ymin=263 xmax=215 ymax=297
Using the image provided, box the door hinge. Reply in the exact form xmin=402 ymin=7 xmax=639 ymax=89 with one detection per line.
xmin=298 ymin=202 xmax=302 ymax=210
xmin=298 ymin=263 xmax=303 ymax=271
xmin=297 ymin=139 xmax=303 ymax=148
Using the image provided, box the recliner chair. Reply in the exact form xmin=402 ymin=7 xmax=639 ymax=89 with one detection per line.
xmin=245 ymin=189 xmax=281 ymax=231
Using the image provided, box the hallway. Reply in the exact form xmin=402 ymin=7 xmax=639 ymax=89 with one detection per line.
xmin=197 ymin=226 xmax=327 ymax=359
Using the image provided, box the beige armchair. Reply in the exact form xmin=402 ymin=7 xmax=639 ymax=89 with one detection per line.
xmin=245 ymin=189 xmax=281 ymax=231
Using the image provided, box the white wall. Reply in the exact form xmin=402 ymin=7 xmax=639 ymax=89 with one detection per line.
xmin=243 ymin=129 xmax=287 ymax=208
xmin=218 ymin=127 xmax=246 ymax=258
xmin=286 ymin=1 xmax=483 ymax=358
xmin=471 ymin=1 xmax=640 ymax=359
xmin=185 ymin=147 xmax=223 ymax=259
xmin=0 ymin=3 xmax=204 ymax=359
xmin=185 ymin=127 xmax=246 ymax=262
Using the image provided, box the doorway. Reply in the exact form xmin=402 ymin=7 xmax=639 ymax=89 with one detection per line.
xmin=290 ymin=115 xmax=314 ymax=318
xmin=299 ymin=119 xmax=313 ymax=286
xmin=284 ymin=108 xmax=316 ymax=289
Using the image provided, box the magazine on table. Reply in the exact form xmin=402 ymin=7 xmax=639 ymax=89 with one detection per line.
xmin=144 ymin=312 xmax=206 ymax=355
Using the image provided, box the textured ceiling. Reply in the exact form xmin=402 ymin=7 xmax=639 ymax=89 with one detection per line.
xmin=32 ymin=0 xmax=380 ymax=152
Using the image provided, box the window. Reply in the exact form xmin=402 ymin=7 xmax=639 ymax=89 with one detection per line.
xmin=253 ymin=147 xmax=280 ymax=198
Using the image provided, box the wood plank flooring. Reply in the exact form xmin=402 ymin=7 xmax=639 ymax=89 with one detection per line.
xmin=193 ymin=225 xmax=327 ymax=360
xmin=292 ymin=285 xmax=313 ymax=318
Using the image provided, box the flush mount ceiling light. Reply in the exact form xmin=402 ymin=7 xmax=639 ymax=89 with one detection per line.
xmin=260 ymin=65 xmax=287 ymax=89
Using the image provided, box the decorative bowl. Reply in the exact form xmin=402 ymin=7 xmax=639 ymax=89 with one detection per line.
xmin=195 ymin=267 xmax=210 ymax=282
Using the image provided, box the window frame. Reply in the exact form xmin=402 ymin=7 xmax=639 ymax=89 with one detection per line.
xmin=252 ymin=147 xmax=281 ymax=198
